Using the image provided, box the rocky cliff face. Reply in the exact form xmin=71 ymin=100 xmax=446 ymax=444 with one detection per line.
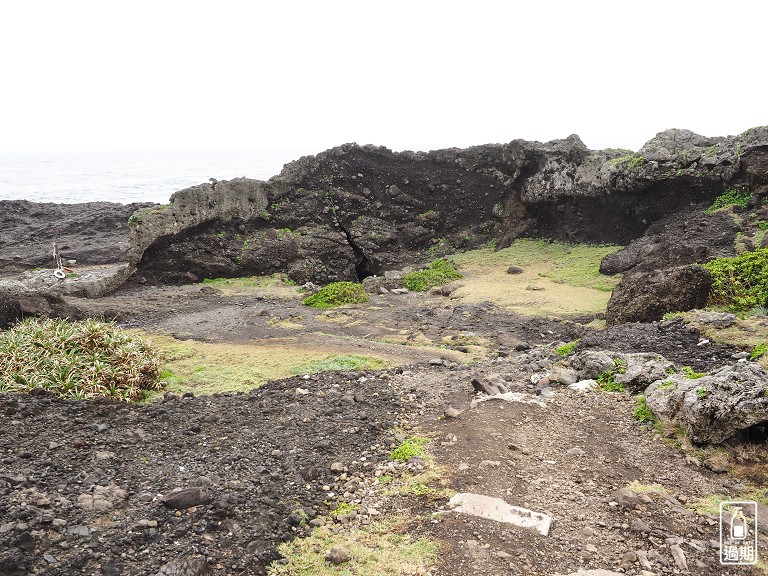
xmin=128 ymin=127 xmax=768 ymax=285
xmin=2 ymin=127 xmax=767 ymax=304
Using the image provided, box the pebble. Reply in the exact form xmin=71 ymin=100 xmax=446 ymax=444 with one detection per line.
xmin=444 ymin=406 xmax=462 ymax=418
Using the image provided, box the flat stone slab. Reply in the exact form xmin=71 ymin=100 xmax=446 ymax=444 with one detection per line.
xmin=560 ymin=571 xmax=624 ymax=576
xmin=447 ymin=493 xmax=552 ymax=536
xmin=471 ymin=392 xmax=547 ymax=408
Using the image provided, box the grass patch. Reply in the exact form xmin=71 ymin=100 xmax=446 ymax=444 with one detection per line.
xmin=291 ymin=354 xmax=389 ymax=374
xmin=402 ymin=258 xmax=463 ymax=291
xmin=702 ymin=248 xmax=768 ymax=312
xmin=633 ymin=395 xmax=656 ymax=423
xmin=626 ymin=481 xmax=669 ymax=495
xmin=269 ymin=518 xmax=437 ymax=576
xmin=303 ymin=282 xmax=369 ymax=308
xmin=0 ymin=318 xmax=161 ymax=401
xmin=704 ymin=188 xmax=752 ymax=214
xmin=750 ymin=342 xmax=767 ymax=361
xmin=448 ymin=239 xmax=620 ymax=316
xmin=200 ymin=274 xmax=300 ymax=298
xmin=684 ymin=312 xmax=768 ymax=369
xmin=556 ymin=339 xmax=580 ymax=356
xmin=140 ymin=332 xmax=390 ymax=397
xmin=390 ymin=436 xmax=430 ymax=462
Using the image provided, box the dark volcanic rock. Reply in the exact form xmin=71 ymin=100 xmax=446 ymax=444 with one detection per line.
xmin=127 ymin=127 xmax=768 ymax=286
xmin=605 ymin=265 xmax=712 ymax=325
xmin=156 ymin=557 xmax=212 ymax=576
xmin=3 ymin=127 xmax=768 ymax=298
xmin=0 ymin=200 xmax=151 ymax=274
xmin=599 ymin=209 xmax=739 ymax=275
xmin=161 ymin=487 xmax=211 ymax=510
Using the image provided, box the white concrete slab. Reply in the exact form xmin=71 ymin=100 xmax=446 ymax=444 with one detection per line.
xmin=447 ymin=493 xmax=552 ymax=536
xmin=471 ymin=392 xmax=547 ymax=408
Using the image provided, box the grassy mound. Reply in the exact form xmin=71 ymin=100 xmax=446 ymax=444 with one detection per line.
xmin=0 ymin=318 xmax=161 ymax=401
xmin=704 ymin=188 xmax=752 ymax=214
xmin=703 ymin=248 xmax=768 ymax=311
xmin=403 ymin=258 xmax=463 ymax=291
xmin=303 ymin=281 xmax=369 ymax=308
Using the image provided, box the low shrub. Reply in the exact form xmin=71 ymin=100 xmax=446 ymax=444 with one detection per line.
xmin=0 ymin=318 xmax=161 ymax=401
xmin=302 ymin=281 xmax=369 ymax=308
xmin=704 ymin=188 xmax=752 ymax=214
xmin=633 ymin=395 xmax=656 ymax=423
xmin=403 ymin=259 xmax=463 ymax=292
xmin=597 ymin=371 xmax=624 ymax=392
xmin=702 ymin=248 xmax=768 ymax=311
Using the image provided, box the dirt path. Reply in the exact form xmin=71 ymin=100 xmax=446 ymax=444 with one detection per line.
xmin=1 ymin=280 xmax=764 ymax=576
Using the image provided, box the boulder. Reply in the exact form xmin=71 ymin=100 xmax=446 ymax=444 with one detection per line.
xmin=615 ymin=353 xmax=674 ymax=391
xmin=605 ymin=265 xmax=711 ymax=325
xmin=645 ymin=363 xmax=768 ymax=444
xmin=568 ymin=350 xmax=616 ymax=380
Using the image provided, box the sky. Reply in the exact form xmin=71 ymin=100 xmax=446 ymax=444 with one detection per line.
xmin=1 ymin=0 xmax=766 ymax=154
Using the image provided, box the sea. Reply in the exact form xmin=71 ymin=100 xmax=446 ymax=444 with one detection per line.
xmin=0 ymin=148 xmax=315 ymax=205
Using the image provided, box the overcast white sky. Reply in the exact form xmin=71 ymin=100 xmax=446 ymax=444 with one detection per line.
xmin=1 ymin=0 xmax=765 ymax=154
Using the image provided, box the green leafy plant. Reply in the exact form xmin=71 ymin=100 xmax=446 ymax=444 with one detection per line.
xmin=702 ymin=248 xmax=768 ymax=311
xmin=597 ymin=371 xmax=624 ymax=392
xmin=696 ymin=386 xmax=709 ymax=399
xmin=556 ymin=339 xmax=580 ymax=356
xmin=662 ymin=311 xmax=684 ymax=321
xmin=705 ymin=188 xmax=752 ymax=214
xmin=0 ymin=318 xmax=161 ymax=401
xmin=658 ymin=380 xmax=676 ymax=390
xmin=613 ymin=357 xmax=628 ymax=374
xmin=332 ymin=501 xmax=359 ymax=515
xmin=402 ymin=259 xmax=462 ymax=291
xmin=302 ymin=281 xmax=369 ymax=308
xmin=390 ymin=436 xmax=430 ymax=462
xmin=633 ymin=395 xmax=656 ymax=423
xmin=681 ymin=366 xmax=707 ymax=379
xmin=750 ymin=342 xmax=767 ymax=361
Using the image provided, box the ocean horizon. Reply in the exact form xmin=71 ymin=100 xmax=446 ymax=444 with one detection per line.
xmin=0 ymin=148 xmax=316 ymax=205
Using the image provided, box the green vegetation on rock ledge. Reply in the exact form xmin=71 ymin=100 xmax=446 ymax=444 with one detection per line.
xmin=0 ymin=318 xmax=161 ymax=401
xmin=402 ymin=258 xmax=463 ymax=291
xmin=556 ymin=339 xmax=580 ymax=356
xmin=704 ymin=188 xmax=752 ymax=214
xmin=302 ymin=281 xmax=369 ymax=308
xmin=702 ymin=248 xmax=768 ymax=311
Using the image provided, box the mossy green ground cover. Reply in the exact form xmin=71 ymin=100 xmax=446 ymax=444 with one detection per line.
xmin=449 ymin=239 xmax=621 ymax=316
xmin=141 ymin=332 xmax=390 ymax=398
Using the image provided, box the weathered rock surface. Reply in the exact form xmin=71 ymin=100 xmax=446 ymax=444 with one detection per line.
xmin=2 ymin=127 xmax=768 ymax=323
xmin=0 ymin=200 xmax=150 ymax=274
xmin=605 ymin=265 xmax=711 ymax=325
xmin=645 ymin=362 xmax=768 ymax=444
